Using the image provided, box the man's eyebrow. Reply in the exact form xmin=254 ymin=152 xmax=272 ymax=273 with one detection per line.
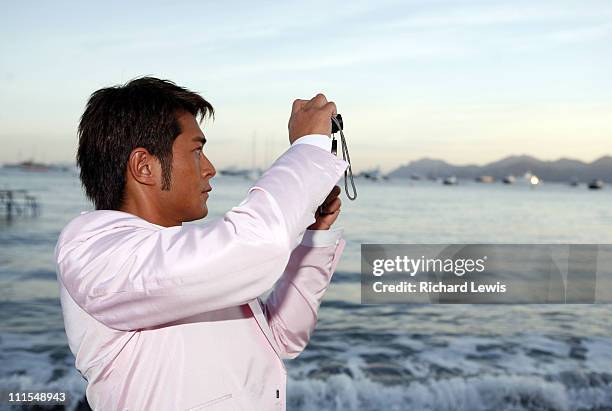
xmin=192 ymin=136 xmax=207 ymax=145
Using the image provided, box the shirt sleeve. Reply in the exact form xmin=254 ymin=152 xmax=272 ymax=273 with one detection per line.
xmin=261 ymin=228 xmax=345 ymax=359
xmin=291 ymin=134 xmax=332 ymax=152
xmin=56 ymin=144 xmax=348 ymax=331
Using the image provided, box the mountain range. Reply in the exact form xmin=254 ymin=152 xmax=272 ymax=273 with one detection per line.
xmin=388 ymin=155 xmax=612 ymax=183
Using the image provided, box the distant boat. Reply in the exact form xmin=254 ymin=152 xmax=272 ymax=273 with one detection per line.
xmin=3 ymin=161 xmax=49 ymax=172
xmin=475 ymin=175 xmax=494 ymax=183
xmin=358 ymin=168 xmax=384 ymax=181
xmin=569 ymin=177 xmax=580 ymax=187
xmin=588 ymin=179 xmax=604 ymax=190
xmin=410 ymin=174 xmax=422 ymax=181
xmin=502 ymin=175 xmax=516 ymax=184
xmin=219 ymin=167 xmax=250 ymax=177
xmin=443 ymin=176 xmax=458 ymax=185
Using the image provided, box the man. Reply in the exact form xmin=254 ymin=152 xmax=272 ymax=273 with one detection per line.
xmin=54 ymin=77 xmax=348 ymax=410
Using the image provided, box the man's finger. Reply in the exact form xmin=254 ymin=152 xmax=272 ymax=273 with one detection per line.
xmin=324 ymin=186 xmax=341 ymax=203
xmin=326 ymin=198 xmax=341 ymax=212
xmin=320 ymin=197 xmax=341 ymax=215
xmin=322 ymin=101 xmax=337 ymax=118
xmin=291 ymin=99 xmax=308 ymax=114
xmin=304 ymin=93 xmax=328 ymax=109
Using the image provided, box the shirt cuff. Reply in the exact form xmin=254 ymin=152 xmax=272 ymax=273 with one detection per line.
xmin=300 ymin=227 xmax=343 ymax=247
xmin=291 ymin=134 xmax=332 ymax=152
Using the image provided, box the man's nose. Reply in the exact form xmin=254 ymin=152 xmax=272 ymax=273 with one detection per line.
xmin=202 ymin=156 xmax=216 ymax=179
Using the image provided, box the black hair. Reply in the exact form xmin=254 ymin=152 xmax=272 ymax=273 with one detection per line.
xmin=77 ymin=76 xmax=214 ymax=210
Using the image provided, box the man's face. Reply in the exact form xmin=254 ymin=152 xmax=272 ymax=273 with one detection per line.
xmin=158 ymin=112 xmax=216 ymax=223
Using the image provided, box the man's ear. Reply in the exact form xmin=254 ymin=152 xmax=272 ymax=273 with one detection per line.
xmin=127 ymin=148 xmax=158 ymax=186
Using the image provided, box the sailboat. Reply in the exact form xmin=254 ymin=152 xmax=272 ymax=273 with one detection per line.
xmin=588 ymin=179 xmax=604 ymax=190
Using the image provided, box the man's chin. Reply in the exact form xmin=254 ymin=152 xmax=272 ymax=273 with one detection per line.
xmin=181 ymin=207 xmax=208 ymax=223
xmin=196 ymin=207 xmax=208 ymax=220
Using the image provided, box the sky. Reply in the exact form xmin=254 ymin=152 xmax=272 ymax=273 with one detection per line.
xmin=0 ymin=0 xmax=611 ymax=172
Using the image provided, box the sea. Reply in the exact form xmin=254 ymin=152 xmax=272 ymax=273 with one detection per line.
xmin=1 ymin=168 xmax=611 ymax=411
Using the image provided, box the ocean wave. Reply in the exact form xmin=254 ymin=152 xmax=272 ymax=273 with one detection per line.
xmin=287 ymin=372 xmax=612 ymax=411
